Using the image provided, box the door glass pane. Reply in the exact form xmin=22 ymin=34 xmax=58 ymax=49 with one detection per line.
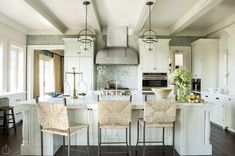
xmin=175 ymin=53 xmax=183 ymax=67
xmin=17 ymin=48 xmax=24 ymax=91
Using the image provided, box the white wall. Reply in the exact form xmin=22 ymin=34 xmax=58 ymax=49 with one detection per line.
xmin=0 ymin=22 xmax=26 ymax=44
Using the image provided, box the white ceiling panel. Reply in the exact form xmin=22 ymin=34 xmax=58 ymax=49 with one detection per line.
xmin=186 ymin=0 xmax=235 ymax=30
xmin=96 ymin=0 xmax=145 ymax=29
xmin=149 ymin=0 xmax=199 ymax=29
xmin=0 ymin=0 xmax=53 ymax=29
xmin=40 ymin=0 xmax=87 ymax=30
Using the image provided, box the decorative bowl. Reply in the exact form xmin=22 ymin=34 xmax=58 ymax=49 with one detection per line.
xmin=152 ymin=88 xmax=172 ymax=99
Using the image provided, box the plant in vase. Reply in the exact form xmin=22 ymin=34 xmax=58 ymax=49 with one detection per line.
xmin=169 ymin=69 xmax=192 ymax=102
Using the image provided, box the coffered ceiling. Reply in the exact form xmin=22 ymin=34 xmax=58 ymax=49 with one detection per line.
xmin=0 ymin=0 xmax=234 ymax=36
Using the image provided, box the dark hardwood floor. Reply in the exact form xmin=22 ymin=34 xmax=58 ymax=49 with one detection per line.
xmin=0 ymin=123 xmax=235 ymax=156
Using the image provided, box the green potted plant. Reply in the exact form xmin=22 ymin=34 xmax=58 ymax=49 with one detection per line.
xmin=169 ymin=69 xmax=192 ymax=102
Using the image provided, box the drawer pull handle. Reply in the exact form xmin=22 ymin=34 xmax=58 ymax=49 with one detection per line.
xmin=205 ymin=95 xmax=208 ymax=97
xmin=15 ymin=99 xmax=22 ymax=102
xmin=16 ymin=112 xmax=21 ymax=115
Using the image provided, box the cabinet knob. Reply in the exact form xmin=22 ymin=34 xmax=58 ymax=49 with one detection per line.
xmin=77 ymin=52 xmax=81 ymax=54
xmin=205 ymin=95 xmax=208 ymax=97
xmin=216 ymin=97 xmax=219 ymax=100
xmin=153 ymin=68 xmax=157 ymax=70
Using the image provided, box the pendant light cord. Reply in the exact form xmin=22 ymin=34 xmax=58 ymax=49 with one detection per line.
xmin=85 ymin=3 xmax=88 ymax=50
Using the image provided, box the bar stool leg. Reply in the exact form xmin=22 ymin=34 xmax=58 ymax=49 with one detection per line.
xmin=143 ymin=121 xmax=146 ymax=156
xmin=63 ymin=136 xmax=65 ymax=155
xmin=126 ymin=128 xmax=128 ymax=156
xmin=2 ymin=110 xmax=6 ymax=134
xmin=173 ymin=122 xmax=175 ymax=156
xmin=135 ymin=120 xmax=139 ymax=155
xmin=163 ymin=127 xmax=165 ymax=154
xmin=40 ymin=128 xmax=43 ymax=156
xmin=98 ymin=122 xmax=101 ymax=156
xmin=129 ymin=122 xmax=132 ymax=156
xmin=4 ymin=110 xmax=9 ymax=136
xmin=87 ymin=125 xmax=90 ymax=156
xmin=68 ymin=130 xmax=71 ymax=156
xmin=11 ymin=108 xmax=17 ymax=133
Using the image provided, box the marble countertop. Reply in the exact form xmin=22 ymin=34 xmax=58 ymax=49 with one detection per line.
xmin=20 ymin=93 xmax=213 ymax=110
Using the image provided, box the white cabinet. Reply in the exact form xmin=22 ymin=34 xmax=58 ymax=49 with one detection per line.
xmin=202 ymin=93 xmax=227 ymax=128
xmin=139 ymin=39 xmax=170 ymax=73
xmin=191 ymin=39 xmax=219 ymax=91
xmin=64 ymin=38 xmax=94 ymax=57
xmin=63 ymin=38 xmax=94 ymax=96
xmin=64 ymin=57 xmax=94 ymax=95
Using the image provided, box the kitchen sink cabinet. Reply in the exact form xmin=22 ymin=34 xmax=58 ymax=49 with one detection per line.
xmin=191 ymin=39 xmax=219 ymax=92
xmin=139 ymin=39 xmax=170 ymax=73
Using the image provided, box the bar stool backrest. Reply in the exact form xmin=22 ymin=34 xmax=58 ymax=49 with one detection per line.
xmin=0 ymin=97 xmax=9 ymax=107
xmin=98 ymin=100 xmax=132 ymax=126
xmin=144 ymin=99 xmax=176 ymax=124
xmin=37 ymin=102 xmax=69 ymax=130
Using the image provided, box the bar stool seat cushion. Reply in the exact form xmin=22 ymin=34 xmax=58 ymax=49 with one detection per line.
xmin=42 ymin=122 xmax=88 ymax=136
xmin=138 ymin=118 xmax=174 ymax=128
xmin=0 ymin=106 xmax=14 ymax=111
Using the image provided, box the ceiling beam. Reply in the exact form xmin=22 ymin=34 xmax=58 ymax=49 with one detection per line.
xmin=204 ymin=13 xmax=235 ymax=36
xmin=81 ymin=0 xmax=101 ymax=33
xmin=0 ymin=13 xmax=29 ymax=34
xmin=134 ymin=0 xmax=156 ymax=34
xmin=169 ymin=0 xmax=223 ymax=35
xmin=24 ymin=0 xmax=68 ymax=34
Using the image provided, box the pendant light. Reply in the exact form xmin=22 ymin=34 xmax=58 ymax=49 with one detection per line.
xmin=78 ymin=1 xmax=95 ymax=51
xmin=141 ymin=1 xmax=158 ymax=51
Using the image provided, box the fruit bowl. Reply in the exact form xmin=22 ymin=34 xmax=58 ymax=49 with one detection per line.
xmin=151 ymin=88 xmax=172 ymax=99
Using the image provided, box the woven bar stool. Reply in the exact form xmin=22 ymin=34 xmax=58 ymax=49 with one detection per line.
xmin=136 ymin=99 xmax=177 ymax=156
xmin=98 ymin=100 xmax=132 ymax=156
xmin=36 ymin=98 xmax=90 ymax=156
xmin=0 ymin=97 xmax=17 ymax=136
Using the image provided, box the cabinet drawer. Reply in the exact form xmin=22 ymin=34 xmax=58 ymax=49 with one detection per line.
xmin=9 ymin=93 xmax=26 ymax=107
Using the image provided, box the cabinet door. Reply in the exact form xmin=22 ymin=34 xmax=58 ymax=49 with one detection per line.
xmin=64 ymin=40 xmax=93 ymax=57
xmin=192 ymin=43 xmax=201 ymax=78
xmin=156 ymin=40 xmax=169 ymax=72
xmin=64 ymin=57 xmax=80 ymax=95
xmin=79 ymin=57 xmax=94 ymax=93
xmin=139 ymin=48 xmax=156 ymax=72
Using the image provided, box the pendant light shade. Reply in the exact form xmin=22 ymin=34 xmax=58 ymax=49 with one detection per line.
xmin=78 ymin=1 xmax=95 ymax=51
xmin=141 ymin=1 xmax=158 ymax=51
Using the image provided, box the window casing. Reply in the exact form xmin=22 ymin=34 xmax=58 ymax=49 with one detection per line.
xmin=0 ymin=41 xmax=3 ymax=91
xmin=9 ymin=44 xmax=25 ymax=92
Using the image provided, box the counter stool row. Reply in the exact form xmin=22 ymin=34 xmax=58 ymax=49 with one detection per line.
xmin=36 ymin=97 xmax=176 ymax=156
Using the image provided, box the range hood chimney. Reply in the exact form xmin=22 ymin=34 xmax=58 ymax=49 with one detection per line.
xmin=96 ymin=26 xmax=138 ymax=65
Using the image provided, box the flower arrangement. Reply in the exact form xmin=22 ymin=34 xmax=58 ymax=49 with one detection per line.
xmin=169 ymin=69 xmax=192 ymax=102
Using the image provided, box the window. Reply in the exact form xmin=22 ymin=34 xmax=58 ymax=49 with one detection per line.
xmin=9 ymin=44 xmax=25 ymax=92
xmin=175 ymin=53 xmax=183 ymax=67
xmin=0 ymin=41 xmax=3 ymax=91
xmin=39 ymin=54 xmax=54 ymax=96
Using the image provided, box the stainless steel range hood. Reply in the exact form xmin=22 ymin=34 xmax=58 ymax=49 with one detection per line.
xmin=95 ymin=26 xmax=138 ymax=65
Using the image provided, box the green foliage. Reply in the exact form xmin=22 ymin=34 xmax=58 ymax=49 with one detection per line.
xmin=169 ymin=69 xmax=192 ymax=88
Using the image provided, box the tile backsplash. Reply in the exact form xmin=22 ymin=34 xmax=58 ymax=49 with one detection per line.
xmin=96 ymin=65 xmax=138 ymax=90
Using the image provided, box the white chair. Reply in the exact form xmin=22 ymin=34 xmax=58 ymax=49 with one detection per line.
xmin=136 ymin=99 xmax=177 ymax=156
xmin=98 ymin=100 xmax=132 ymax=156
xmin=36 ymin=99 xmax=90 ymax=156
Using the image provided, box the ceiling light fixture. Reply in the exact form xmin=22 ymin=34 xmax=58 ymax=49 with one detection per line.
xmin=141 ymin=1 xmax=158 ymax=51
xmin=78 ymin=1 xmax=95 ymax=51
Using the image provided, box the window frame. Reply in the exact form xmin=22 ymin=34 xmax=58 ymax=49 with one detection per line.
xmin=8 ymin=40 xmax=26 ymax=92
xmin=0 ymin=37 xmax=7 ymax=92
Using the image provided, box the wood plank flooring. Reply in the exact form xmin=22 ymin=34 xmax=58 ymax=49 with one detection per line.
xmin=0 ymin=123 xmax=235 ymax=156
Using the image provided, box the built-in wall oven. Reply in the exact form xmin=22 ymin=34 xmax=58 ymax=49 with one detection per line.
xmin=142 ymin=73 xmax=168 ymax=91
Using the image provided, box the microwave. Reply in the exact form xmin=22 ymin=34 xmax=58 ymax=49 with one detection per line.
xmin=142 ymin=73 xmax=168 ymax=91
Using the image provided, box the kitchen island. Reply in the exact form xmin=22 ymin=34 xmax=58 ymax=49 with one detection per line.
xmin=20 ymin=94 xmax=213 ymax=156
